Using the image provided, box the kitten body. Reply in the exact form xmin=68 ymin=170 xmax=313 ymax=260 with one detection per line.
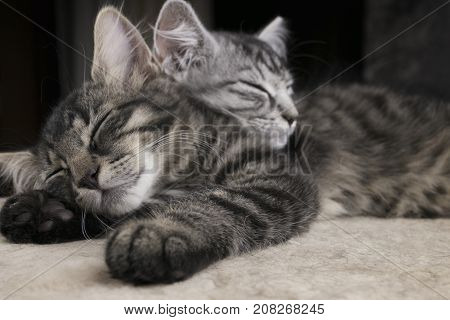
xmin=297 ymin=85 xmax=450 ymax=218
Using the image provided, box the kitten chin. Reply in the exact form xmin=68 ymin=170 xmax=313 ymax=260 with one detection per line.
xmin=75 ymin=171 xmax=161 ymax=217
xmin=248 ymin=118 xmax=296 ymax=149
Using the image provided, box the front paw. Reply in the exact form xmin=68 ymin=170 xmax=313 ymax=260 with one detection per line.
xmin=106 ymin=218 xmax=211 ymax=284
xmin=0 ymin=190 xmax=75 ymax=243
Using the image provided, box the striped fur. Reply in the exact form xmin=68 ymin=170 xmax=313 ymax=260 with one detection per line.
xmin=0 ymin=8 xmax=318 ymax=284
xmin=296 ymin=85 xmax=450 ymax=218
xmin=0 ymin=7 xmax=448 ymax=285
xmin=0 ymin=151 xmax=40 ymax=194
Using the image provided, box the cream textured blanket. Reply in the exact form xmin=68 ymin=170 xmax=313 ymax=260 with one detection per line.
xmin=1 ymin=213 xmax=449 ymax=299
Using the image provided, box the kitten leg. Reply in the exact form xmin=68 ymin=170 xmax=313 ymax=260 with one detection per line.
xmin=106 ymin=176 xmax=318 ymax=284
xmin=106 ymin=215 xmax=215 ymax=283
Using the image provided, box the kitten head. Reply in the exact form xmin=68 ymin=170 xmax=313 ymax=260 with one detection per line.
xmin=32 ymin=7 xmax=185 ymax=216
xmin=154 ymin=0 xmax=297 ymax=148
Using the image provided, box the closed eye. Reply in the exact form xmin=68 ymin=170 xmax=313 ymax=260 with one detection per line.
xmin=45 ymin=168 xmax=65 ymax=182
xmin=91 ymin=109 xmax=113 ymax=147
xmin=238 ymin=80 xmax=272 ymax=97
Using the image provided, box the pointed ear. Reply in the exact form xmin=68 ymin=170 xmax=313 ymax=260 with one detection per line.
xmin=91 ymin=6 xmax=161 ymax=88
xmin=154 ymin=0 xmax=217 ymax=74
xmin=258 ymin=17 xmax=288 ymax=58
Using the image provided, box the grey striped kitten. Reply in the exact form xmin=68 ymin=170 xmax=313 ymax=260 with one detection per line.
xmin=152 ymin=1 xmax=449 ymax=218
xmin=0 ymin=8 xmax=318 ymax=283
xmin=153 ymin=0 xmax=298 ymax=148
xmin=0 ymin=6 xmax=448 ymax=286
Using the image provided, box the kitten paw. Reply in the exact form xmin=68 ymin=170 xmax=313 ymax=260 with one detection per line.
xmin=0 ymin=190 xmax=76 ymax=243
xmin=106 ymin=219 xmax=210 ymax=284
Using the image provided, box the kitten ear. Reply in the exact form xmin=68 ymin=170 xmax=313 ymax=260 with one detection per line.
xmin=258 ymin=17 xmax=288 ymax=58
xmin=91 ymin=6 xmax=161 ymax=88
xmin=154 ymin=0 xmax=217 ymax=74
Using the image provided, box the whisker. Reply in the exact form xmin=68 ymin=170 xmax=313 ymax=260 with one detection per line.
xmin=81 ymin=209 xmax=91 ymax=240
xmin=93 ymin=213 xmax=114 ymax=231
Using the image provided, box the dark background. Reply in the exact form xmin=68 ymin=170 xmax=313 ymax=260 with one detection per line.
xmin=1 ymin=0 xmax=449 ymax=150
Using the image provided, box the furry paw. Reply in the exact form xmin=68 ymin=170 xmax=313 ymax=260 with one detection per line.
xmin=106 ymin=219 xmax=211 ymax=284
xmin=0 ymin=190 xmax=76 ymax=243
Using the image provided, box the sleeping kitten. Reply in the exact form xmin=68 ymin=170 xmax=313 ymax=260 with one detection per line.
xmin=0 ymin=6 xmax=448 ymax=286
xmin=0 ymin=8 xmax=318 ymax=283
xmin=0 ymin=1 xmax=296 ymax=198
xmin=153 ymin=0 xmax=298 ymax=149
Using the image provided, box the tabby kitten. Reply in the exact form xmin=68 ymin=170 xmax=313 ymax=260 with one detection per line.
xmin=0 ymin=5 xmax=448 ymax=287
xmin=151 ymin=1 xmax=449 ymax=219
xmin=153 ymin=0 xmax=298 ymax=149
xmin=0 ymin=8 xmax=318 ymax=283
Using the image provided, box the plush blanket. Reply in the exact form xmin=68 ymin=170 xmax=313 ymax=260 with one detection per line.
xmin=1 ymin=211 xmax=448 ymax=299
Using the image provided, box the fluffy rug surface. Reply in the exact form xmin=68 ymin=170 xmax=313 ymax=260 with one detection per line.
xmin=1 ymin=212 xmax=449 ymax=299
